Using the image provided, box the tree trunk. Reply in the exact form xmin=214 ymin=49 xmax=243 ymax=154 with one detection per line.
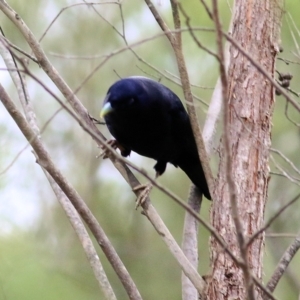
xmin=207 ymin=1 xmax=283 ymax=299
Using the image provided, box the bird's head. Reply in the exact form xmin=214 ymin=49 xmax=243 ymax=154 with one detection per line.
xmin=100 ymin=77 xmax=150 ymax=119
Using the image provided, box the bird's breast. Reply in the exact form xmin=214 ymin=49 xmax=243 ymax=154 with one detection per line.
xmin=105 ymin=111 xmax=179 ymax=161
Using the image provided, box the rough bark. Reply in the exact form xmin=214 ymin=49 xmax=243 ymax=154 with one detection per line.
xmin=207 ymin=1 xmax=283 ymax=299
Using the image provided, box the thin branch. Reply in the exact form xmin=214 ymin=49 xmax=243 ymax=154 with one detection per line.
xmin=39 ymin=2 xmax=120 ymax=43
xmin=266 ymin=233 xmax=299 ymax=238
xmin=144 ymin=0 xmax=175 ymax=44
xmin=198 ymin=0 xmax=213 ymax=20
xmin=177 ymin=3 xmax=218 ymax=59
xmin=266 ymin=232 xmax=300 ymax=294
xmin=181 ymin=186 xmax=202 ymax=300
xmin=284 ymin=101 xmax=300 ymax=128
xmin=277 ymin=57 xmax=300 ymax=65
xmin=247 ymin=193 xmax=300 ymax=248
xmin=0 ymin=33 xmax=38 ymax=63
xmin=271 ymin=148 xmax=300 ymax=177
xmin=43 ymin=171 xmax=117 ymax=300
xmin=271 ymin=156 xmax=300 ymax=186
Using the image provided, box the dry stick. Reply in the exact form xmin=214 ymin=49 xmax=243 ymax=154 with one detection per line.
xmin=0 ymin=1 xmax=208 ymax=295
xmin=169 ymin=6 xmax=205 ymax=299
xmin=247 ymin=193 xmax=300 ymax=248
xmin=266 ymin=233 xmax=299 ymax=238
xmin=266 ymin=232 xmax=300 ymax=295
xmin=211 ymin=1 xmax=255 ymax=300
xmin=39 ymin=2 xmax=120 ymax=43
xmin=271 ymin=148 xmax=300 ymax=177
xmin=181 ymin=186 xmax=202 ymax=300
xmin=271 ymin=157 xmax=300 ymax=185
xmin=43 ymin=172 xmax=118 ymax=300
xmin=0 ymin=40 xmax=117 ymax=300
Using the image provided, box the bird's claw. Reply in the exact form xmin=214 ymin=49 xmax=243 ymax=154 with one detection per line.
xmin=90 ymin=114 xmax=105 ymax=125
xmin=98 ymin=140 xmax=119 ymax=159
xmin=133 ymin=183 xmax=153 ymax=209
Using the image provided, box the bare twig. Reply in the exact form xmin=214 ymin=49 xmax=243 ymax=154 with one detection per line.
xmin=271 ymin=156 xmax=300 ymax=186
xmin=43 ymin=171 xmax=118 ymax=300
xmin=247 ymin=193 xmax=300 ymax=248
xmin=266 ymin=233 xmax=299 ymax=238
xmin=266 ymin=232 xmax=300 ymax=294
xmin=0 ymin=34 xmax=38 ymax=63
xmin=39 ymin=2 xmax=120 ymax=43
xmin=271 ymin=148 xmax=300 ymax=177
xmin=181 ymin=186 xmax=202 ymax=300
xmin=177 ymin=3 xmax=218 ymax=59
xmin=277 ymin=57 xmax=300 ymax=65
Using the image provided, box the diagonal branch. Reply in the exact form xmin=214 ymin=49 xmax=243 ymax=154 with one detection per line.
xmin=266 ymin=232 xmax=300 ymax=294
xmin=0 ymin=83 xmax=142 ymax=300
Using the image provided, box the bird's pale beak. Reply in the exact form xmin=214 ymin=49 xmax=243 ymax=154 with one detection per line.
xmin=100 ymin=102 xmax=113 ymax=118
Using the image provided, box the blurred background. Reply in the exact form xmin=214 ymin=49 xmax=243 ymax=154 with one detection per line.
xmin=0 ymin=0 xmax=300 ymax=299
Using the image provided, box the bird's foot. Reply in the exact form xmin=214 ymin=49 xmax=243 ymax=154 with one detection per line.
xmin=97 ymin=140 xmax=131 ymax=159
xmin=133 ymin=183 xmax=153 ymax=209
xmin=98 ymin=140 xmax=119 ymax=159
xmin=89 ymin=113 xmax=105 ymax=125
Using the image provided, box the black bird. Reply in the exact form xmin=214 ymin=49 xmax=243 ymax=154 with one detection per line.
xmin=100 ymin=76 xmax=211 ymax=200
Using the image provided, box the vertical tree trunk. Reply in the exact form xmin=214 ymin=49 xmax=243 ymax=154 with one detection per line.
xmin=207 ymin=1 xmax=283 ymax=299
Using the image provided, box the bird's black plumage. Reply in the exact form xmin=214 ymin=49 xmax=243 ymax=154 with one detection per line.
xmin=100 ymin=76 xmax=211 ymax=200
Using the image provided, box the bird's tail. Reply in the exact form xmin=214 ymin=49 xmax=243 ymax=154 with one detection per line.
xmin=177 ymin=157 xmax=211 ymax=200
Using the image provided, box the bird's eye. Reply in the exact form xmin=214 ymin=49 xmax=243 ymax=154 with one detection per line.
xmin=120 ymin=97 xmax=135 ymax=108
xmin=126 ymin=97 xmax=135 ymax=106
xmin=110 ymin=97 xmax=136 ymax=111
